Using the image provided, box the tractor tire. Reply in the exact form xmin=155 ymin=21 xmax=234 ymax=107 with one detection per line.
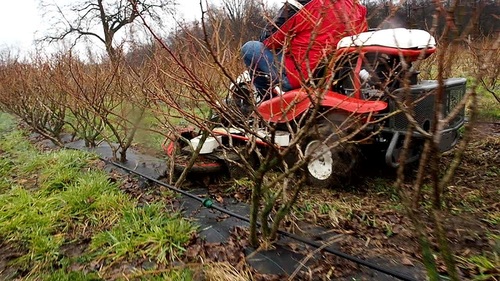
xmin=304 ymin=111 xmax=360 ymax=188
xmin=171 ymin=154 xmax=224 ymax=175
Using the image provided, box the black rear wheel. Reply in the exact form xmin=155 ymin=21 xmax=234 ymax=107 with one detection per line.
xmin=171 ymin=154 xmax=224 ymax=175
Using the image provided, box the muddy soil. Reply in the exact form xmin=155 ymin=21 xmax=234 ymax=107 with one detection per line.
xmin=189 ymin=122 xmax=499 ymax=280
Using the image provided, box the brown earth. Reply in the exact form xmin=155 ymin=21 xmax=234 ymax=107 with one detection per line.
xmin=195 ymin=122 xmax=500 ymax=280
xmin=1 ymin=122 xmax=498 ymax=280
xmin=120 ymin=121 xmax=498 ymax=280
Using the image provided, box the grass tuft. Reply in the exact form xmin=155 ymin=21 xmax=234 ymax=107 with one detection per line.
xmin=90 ymin=202 xmax=196 ymax=265
xmin=43 ymin=270 xmax=102 ymax=281
xmin=203 ymin=262 xmax=253 ymax=281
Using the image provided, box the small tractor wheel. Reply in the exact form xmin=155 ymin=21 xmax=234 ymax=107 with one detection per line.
xmin=163 ymin=133 xmax=224 ymax=177
xmin=171 ymin=154 xmax=224 ymax=175
xmin=304 ymin=112 xmax=360 ymax=188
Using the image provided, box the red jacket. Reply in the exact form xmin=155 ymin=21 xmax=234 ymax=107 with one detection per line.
xmin=262 ymin=0 xmax=368 ymax=89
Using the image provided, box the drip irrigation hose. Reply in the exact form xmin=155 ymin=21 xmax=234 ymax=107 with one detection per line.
xmin=106 ymin=159 xmax=418 ymax=281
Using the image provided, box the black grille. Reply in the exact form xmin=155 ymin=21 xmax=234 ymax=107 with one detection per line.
xmin=386 ymin=78 xmax=466 ymax=133
xmin=446 ymin=84 xmax=466 ymax=128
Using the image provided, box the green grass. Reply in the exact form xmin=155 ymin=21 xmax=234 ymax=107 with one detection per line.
xmin=477 ymin=87 xmax=500 ymax=121
xmin=90 ymin=202 xmax=197 ymax=265
xmin=43 ymin=270 xmax=102 ymax=281
xmin=457 ymin=253 xmax=500 ymax=281
xmin=0 ymin=112 xmax=197 ymax=280
xmin=483 ymin=212 xmax=500 ymax=226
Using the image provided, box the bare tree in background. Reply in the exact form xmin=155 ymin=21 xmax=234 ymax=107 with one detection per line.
xmin=0 ymin=57 xmax=67 ymax=145
xmin=39 ymin=0 xmax=176 ymax=62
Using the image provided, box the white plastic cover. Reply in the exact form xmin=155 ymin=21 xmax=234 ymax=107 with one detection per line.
xmin=190 ymin=136 xmax=222 ymax=154
xmin=337 ymin=28 xmax=436 ymax=50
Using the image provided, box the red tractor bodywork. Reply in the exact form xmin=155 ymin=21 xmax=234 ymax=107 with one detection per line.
xmin=257 ymin=88 xmax=388 ymax=123
xmin=165 ymin=29 xmax=466 ymax=180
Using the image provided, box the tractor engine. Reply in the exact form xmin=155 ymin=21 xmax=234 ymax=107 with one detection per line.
xmin=336 ymin=28 xmax=466 ymax=166
xmin=335 ymin=28 xmax=437 ymax=98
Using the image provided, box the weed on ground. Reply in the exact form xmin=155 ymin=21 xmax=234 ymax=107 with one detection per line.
xmin=0 ymin=112 xmax=197 ymax=280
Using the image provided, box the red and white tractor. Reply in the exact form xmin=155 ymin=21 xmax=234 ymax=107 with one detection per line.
xmin=164 ymin=28 xmax=466 ymax=186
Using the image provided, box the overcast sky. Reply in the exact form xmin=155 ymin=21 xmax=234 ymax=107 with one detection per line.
xmin=0 ymin=0 xmax=283 ymax=53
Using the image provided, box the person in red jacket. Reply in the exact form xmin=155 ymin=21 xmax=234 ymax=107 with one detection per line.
xmin=241 ymin=0 xmax=368 ymax=101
